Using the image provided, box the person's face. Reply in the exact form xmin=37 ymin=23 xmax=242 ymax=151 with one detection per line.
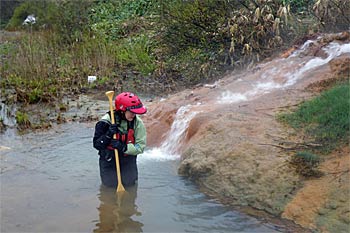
xmin=125 ymin=111 xmax=136 ymax=121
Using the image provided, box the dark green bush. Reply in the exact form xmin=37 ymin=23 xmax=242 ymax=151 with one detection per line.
xmin=89 ymin=0 xmax=157 ymax=40
xmin=52 ymin=0 xmax=93 ymax=44
xmin=0 ymin=0 xmax=22 ymax=29
xmin=6 ymin=1 xmax=58 ymax=30
xmin=284 ymin=0 xmax=313 ymax=13
xmin=116 ymin=35 xmax=156 ymax=75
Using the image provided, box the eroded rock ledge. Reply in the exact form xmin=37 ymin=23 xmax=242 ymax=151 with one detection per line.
xmin=143 ymin=32 xmax=350 ymax=232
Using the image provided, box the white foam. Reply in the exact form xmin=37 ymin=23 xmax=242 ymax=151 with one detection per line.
xmin=140 ymin=104 xmax=201 ymax=161
xmin=218 ymin=91 xmax=247 ymax=104
xmin=139 ymin=148 xmax=179 ymax=163
xmin=285 ymin=42 xmax=350 ymax=86
xmin=255 ymin=81 xmax=281 ymax=91
xmin=218 ymin=41 xmax=350 ymax=104
xmin=160 ymin=105 xmax=200 ymax=155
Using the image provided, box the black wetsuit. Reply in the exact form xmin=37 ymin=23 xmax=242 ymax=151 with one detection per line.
xmin=93 ymin=112 xmax=138 ymax=187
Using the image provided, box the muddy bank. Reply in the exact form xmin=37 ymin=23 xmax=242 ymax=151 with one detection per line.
xmin=282 ymin=146 xmax=349 ymax=232
xmin=0 ymin=91 xmax=109 ymax=133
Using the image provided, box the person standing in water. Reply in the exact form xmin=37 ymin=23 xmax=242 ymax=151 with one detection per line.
xmin=93 ymin=92 xmax=147 ymax=187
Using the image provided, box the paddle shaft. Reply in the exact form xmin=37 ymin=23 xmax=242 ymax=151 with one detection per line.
xmin=105 ymin=91 xmax=125 ymax=192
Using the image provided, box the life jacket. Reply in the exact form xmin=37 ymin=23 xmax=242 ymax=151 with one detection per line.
xmin=105 ymin=111 xmax=135 ymax=151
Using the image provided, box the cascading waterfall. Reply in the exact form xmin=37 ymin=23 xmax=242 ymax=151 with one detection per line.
xmin=141 ymin=104 xmax=201 ymax=161
xmin=285 ymin=41 xmax=350 ymax=86
xmin=219 ymin=37 xmax=350 ymax=104
xmin=141 ymin=36 xmax=349 ymax=162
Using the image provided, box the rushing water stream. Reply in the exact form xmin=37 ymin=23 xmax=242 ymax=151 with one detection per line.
xmin=1 ymin=120 xmax=289 ymax=233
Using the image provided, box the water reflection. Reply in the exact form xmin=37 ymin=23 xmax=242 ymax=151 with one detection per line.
xmin=94 ymin=184 xmax=143 ymax=233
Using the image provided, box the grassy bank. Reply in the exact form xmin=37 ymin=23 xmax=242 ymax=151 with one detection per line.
xmin=278 ymin=82 xmax=349 ymax=175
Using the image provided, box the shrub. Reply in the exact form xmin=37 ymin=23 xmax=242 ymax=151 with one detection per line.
xmin=89 ymin=0 xmax=157 ymax=40
xmin=291 ymin=151 xmax=323 ymax=177
xmin=313 ymin=0 xmax=350 ymax=32
xmin=6 ymin=1 xmax=59 ymax=30
xmin=15 ymin=111 xmax=31 ymax=128
xmin=116 ymin=35 xmax=156 ymax=75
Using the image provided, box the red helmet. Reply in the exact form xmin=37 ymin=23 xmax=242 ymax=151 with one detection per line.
xmin=115 ymin=92 xmax=147 ymax=114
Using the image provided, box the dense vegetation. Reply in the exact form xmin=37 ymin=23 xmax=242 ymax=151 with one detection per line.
xmin=0 ymin=0 xmax=349 ymax=130
xmin=1 ymin=0 xmax=348 ymax=97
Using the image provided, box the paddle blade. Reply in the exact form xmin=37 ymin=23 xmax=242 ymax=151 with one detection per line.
xmin=117 ymin=183 xmax=126 ymax=193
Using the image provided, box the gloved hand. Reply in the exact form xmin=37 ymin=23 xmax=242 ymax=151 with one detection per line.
xmin=110 ymin=139 xmax=126 ymax=152
xmin=106 ymin=124 xmax=119 ymax=138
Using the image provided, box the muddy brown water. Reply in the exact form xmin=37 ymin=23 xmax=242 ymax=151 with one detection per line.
xmin=0 ymin=123 xmax=294 ymax=233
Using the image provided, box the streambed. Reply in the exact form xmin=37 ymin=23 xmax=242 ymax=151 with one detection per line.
xmin=0 ymin=123 xmax=294 ymax=232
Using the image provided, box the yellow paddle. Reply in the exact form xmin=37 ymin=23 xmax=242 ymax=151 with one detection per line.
xmin=105 ymin=91 xmax=126 ymax=193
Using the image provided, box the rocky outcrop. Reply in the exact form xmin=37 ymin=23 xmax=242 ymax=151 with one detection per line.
xmin=143 ymin=32 xmax=350 ymax=232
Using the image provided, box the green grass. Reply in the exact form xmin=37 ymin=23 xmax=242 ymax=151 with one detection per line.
xmin=116 ymin=34 xmax=156 ymax=75
xmin=15 ymin=111 xmax=31 ymax=127
xmin=279 ymin=82 xmax=350 ymax=153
